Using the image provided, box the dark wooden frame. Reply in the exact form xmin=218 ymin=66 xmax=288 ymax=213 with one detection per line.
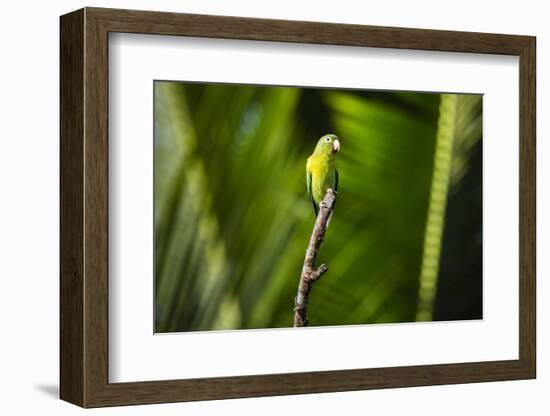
xmin=60 ymin=7 xmax=536 ymax=408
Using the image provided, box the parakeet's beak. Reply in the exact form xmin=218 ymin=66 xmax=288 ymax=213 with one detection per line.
xmin=332 ymin=139 xmax=340 ymax=154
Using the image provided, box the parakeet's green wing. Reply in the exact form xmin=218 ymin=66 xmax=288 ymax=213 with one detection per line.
xmin=306 ymin=170 xmax=318 ymax=216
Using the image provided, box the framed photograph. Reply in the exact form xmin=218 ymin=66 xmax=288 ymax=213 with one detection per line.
xmin=60 ymin=7 xmax=536 ymax=408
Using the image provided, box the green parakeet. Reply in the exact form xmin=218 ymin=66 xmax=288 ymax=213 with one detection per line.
xmin=306 ymin=134 xmax=340 ymax=216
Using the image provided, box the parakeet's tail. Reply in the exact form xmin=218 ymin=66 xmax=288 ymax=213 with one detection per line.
xmin=326 ymin=192 xmax=336 ymax=227
xmin=326 ymin=210 xmax=333 ymax=228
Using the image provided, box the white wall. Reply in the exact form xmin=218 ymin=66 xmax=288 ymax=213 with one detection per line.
xmin=0 ymin=0 xmax=545 ymax=414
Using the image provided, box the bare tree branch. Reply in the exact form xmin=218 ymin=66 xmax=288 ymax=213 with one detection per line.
xmin=294 ymin=188 xmax=337 ymax=327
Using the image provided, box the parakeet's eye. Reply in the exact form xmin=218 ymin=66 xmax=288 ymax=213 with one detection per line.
xmin=325 ymin=137 xmax=331 ymax=142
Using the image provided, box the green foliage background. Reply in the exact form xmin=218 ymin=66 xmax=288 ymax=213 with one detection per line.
xmin=154 ymin=81 xmax=482 ymax=332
